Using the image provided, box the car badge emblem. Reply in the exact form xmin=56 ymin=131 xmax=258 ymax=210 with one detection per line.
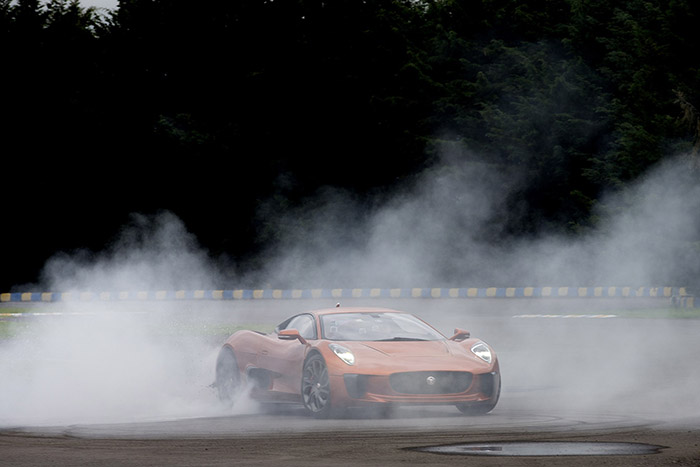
xmin=426 ymin=376 xmax=436 ymax=386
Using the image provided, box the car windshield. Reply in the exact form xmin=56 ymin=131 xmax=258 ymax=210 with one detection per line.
xmin=320 ymin=312 xmax=444 ymax=341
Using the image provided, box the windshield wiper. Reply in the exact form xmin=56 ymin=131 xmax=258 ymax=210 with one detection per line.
xmin=376 ymin=337 xmax=428 ymax=342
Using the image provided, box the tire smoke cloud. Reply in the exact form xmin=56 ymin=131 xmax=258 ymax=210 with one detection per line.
xmin=253 ymin=153 xmax=700 ymax=290
xmin=0 ymin=154 xmax=698 ymax=427
xmin=0 ymin=213 xmax=253 ymax=426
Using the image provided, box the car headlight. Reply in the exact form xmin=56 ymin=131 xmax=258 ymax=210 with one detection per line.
xmin=471 ymin=342 xmax=492 ymax=364
xmin=329 ymin=343 xmax=355 ymax=365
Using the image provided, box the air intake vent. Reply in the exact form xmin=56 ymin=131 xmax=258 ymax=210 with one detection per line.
xmin=390 ymin=371 xmax=473 ymax=394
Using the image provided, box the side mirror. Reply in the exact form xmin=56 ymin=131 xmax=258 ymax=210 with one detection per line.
xmin=449 ymin=328 xmax=470 ymax=341
xmin=278 ymin=329 xmax=307 ymax=345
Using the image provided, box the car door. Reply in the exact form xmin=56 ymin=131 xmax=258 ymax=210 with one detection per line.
xmin=257 ymin=314 xmax=316 ymax=398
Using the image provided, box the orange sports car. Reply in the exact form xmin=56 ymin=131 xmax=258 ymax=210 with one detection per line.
xmin=214 ymin=307 xmax=500 ymax=417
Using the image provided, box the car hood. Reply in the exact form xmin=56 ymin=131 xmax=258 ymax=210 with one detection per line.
xmin=357 ymin=340 xmax=452 ymax=357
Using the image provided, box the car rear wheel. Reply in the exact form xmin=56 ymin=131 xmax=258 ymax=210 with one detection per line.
xmin=215 ymin=347 xmax=241 ymax=405
xmin=302 ymin=354 xmax=332 ymax=418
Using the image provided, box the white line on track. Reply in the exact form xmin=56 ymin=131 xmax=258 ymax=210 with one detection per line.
xmin=512 ymin=314 xmax=617 ymax=319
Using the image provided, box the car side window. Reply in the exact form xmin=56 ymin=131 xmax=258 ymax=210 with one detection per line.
xmin=284 ymin=314 xmax=317 ymax=340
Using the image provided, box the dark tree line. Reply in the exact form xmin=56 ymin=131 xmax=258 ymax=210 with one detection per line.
xmin=2 ymin=0 xmax=700 ymax=289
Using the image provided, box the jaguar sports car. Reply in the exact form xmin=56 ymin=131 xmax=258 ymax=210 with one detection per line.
xmin=214 ymin=307 xmax=500 ymax=417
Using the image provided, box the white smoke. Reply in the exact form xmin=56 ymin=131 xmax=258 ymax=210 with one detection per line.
xmin=0 ymin=212 xmax=254 ymax=426
xmin=254 ymin=154 xmax=700 ymax=290
xmin=0 ymin=152 xmax=698 ymax=427
xmin=39 ymin=211 xmax=220 ymax=292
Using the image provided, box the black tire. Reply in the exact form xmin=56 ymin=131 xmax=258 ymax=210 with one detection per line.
xmin=456 ymin=378 xmax=501 ymax=416
xmin=215 ymin=347 xmax=241 ymax=406
xmin=456 ymin=400 xmax=497 ymax=415
xmin=301 ymin=354 xmax=333 ymax=418
xmin=376 ymin=403 xmax=396 ymax=419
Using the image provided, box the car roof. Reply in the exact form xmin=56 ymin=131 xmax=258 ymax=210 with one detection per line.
xmin=309 ymin=307 xmax=403 ymax=317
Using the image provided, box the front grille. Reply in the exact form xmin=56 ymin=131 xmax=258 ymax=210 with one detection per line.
xmin=389 ymin=371 xmax=473 ymax=395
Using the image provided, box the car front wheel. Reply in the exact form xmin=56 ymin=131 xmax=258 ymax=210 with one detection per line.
xmin=456 ymin=378 xmax=501 ymax=415
xmin=302 ymin=354 xmax=333 ymax=418
xmin=456 ymin=400 xmax=497 ymax=415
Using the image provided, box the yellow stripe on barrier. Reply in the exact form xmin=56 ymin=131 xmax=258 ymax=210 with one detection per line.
xmin=0 ymin=293 xmax=10 ymax=302
xmin=523 ymin=287 xmax=534 ymax=297
xmin=486 ymin=288 xmax=497 ymax=297
xmin=390 ymin=288 xmax=402 ymax=298
xmin=431 ymin=288 xmax=441 ymax=298
xmin=449 ymin=288 xmax=460 ymax=298
xmin=332 ymin=289 xmax=343 ymax=298
xmin=506 ymin=288 xmax=515 ymax=298
xmin=411 ymin=288 xmax=422 ymax=298
xmin=252 ymin=289 xmax=264 ymax=299
xmin=467 ymin=288 xmax=478 ymax=297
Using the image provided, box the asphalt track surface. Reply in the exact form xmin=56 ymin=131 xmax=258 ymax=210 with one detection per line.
xmin=2 ymin=298 xmax=700 ymax=466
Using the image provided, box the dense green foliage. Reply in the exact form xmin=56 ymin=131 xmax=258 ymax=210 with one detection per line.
xmin=2 ymin=0 xmax=699 ymax=280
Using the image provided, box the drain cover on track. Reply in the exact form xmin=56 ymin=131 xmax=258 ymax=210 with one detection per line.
xmin=417 ymin=441 xmax=665 ymax=457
